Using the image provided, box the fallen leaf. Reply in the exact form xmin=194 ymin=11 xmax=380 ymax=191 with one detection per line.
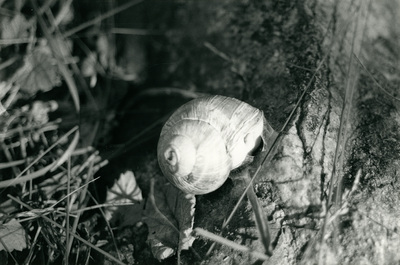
xmin=56 ymin=3 xmax=74 ymax=27
xmin=0 ymin=219 xmax=27 ymax=252
xmin=96 ymin=34 xmax=111 ymax=69
xmin=104 ymin=171 xmax=143 ymax=227
xmin=30 ymin=100 xmax=58 ymax=124
xmin=48 ymin=37 xmax=73 ymax=59
xmin=81 ymin=52 xmax=97 ymax=77
xmin=144 ymin=179 xmax=196 ymax=261
xmin=81 ymin=52 xmax=98 ymax=87
xmin=15 ymin=42 xmax=62 ymax=94
xmin=1 ymin=14 xmax=30 ymax=40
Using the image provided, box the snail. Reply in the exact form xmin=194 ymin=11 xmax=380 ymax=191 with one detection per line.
xmin=157 ymin=95 xmax=276 ymax=195
xmin=157 ymin=95 xmax=276 ymax=256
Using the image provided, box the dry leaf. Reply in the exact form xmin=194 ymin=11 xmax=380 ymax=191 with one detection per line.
xmin=104 ymin=171 xmax=143 ymax=227
xmin=56 ymin=2 xmax=74 ymax=27
xmin=1 ymin=14 xmax=30 ymax=40
xmin=0 ymin=219 xmax=27 ymax=252
xmin=81 ymin=52 xmax=97 ymax=77
xmin=97 ymin=34 xmax=111 ymax=69
xmin=144 ymin=179 xmax=196 ymax=261
xmin=113 ymin=35 xmax=147 ymax=83
xmin=15 ymin=43 xmax=62 ymax=94
xmin=81 ymin=52 xmax=98 ymax=87
xmin=30 ymin=100 xmax=58 ymax=124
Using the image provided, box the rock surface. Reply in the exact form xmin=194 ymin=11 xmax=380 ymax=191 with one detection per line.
xmin=136 ymin=0 xmax=400 ymax=264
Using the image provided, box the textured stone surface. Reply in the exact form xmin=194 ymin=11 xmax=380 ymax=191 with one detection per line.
xmin=137 ymin=0 xmax=400 ymax=264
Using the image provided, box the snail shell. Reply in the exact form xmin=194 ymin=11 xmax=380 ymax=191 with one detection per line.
xmin=157 ymin=95 xmax=275 ymax=195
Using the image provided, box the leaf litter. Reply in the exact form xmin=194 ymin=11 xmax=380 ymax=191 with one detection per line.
xmin=1 ymin=14 xmax=30 ymax=40
xmin=13 ymin=40 xmax=63 ymax=94
xmin=0 ymin=218 xmax=27 ymax=252
xmin=104 ymin=170 xmax=144 ymax=227
xmin=144 ymin=178 xmax=196 ymax=261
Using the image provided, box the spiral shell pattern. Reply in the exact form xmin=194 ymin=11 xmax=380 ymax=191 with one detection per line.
xmin=157 ymin=95 xmax=272 ymax=195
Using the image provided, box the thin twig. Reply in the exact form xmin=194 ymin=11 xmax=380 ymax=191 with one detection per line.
xmin=49 ymin=177 xmax=99 ymax=209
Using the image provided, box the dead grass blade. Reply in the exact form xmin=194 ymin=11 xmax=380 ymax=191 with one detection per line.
xmin=50 ymin=129 xmax=79 ymax=171
xmin=23 ymin=226 xmax=41 ymax=264
xmin=66 ymin=160 xmax=97 ymax=260
xmin=49 ymin=176 xmax=99 ymax=210
xmin=70 ymin=202 xmax=136 ymax=214
xmin=241 ymin=169 xmax=272 ymax=256
xmin=319 ymin=0 xmax=370 ymax=263
xmin=8 ymin=195 xmax=127 ymax=265
xmin=0 ymin=57 xmax=18 ymax=72
xmin=0 ymin=159 xmax=26 ymax=169
xmin=87 ymin=191 xmax=123 ymax=261
xmin=63 ymin=0 xmax=145 ymax=38
xmin=206 ymin=0 xmax=364 ymax=257
xmin=105 ymin=115 xmax=167 ymax=161
xmin=213 ymin=55 xmax=327 ymax=248
xmin=353 ymin=54 xmax=400 ymax=102
xmin=0 ymin=120 xmax=60 ymax=140
xmin=0 ymin=126 xmax=78 ymax=189
xmin=31 ymin=0 xmax=80 ymax=112
xmin=0 ymin=38 xmax=32 ymax=45
xmin=206 ymin=47 xmax=329 ymax=256
xmin=52 ymin=0 xmax=73 ymax=30
xmin=110 ymin=28 xmax=160 ymax=36
xmin=0 ymin=235 xmax=18 ymax=264
xmin=195 ymin=228 xmax=269 ymax=261
xmin=65 ymin=157 xmax=71 ymax=265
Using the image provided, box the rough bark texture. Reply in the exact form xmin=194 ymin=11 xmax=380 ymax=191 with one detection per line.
xmin=140 ymin=0 xmax=400 ymax=264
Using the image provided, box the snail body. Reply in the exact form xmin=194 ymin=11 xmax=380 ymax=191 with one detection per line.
xmin=157 ymin=95 xmax=275 ymax=195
